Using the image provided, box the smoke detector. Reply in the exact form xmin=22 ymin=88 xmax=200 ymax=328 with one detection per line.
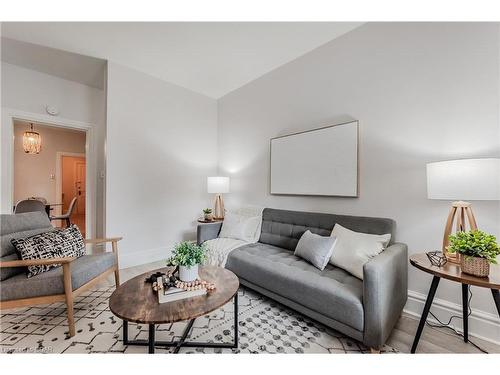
xmin=45 ymin=105 xmax=59 ymax=116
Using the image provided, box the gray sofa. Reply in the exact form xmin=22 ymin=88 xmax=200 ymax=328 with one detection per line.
xmin=197 ymin=208 xmax=408 ymax=350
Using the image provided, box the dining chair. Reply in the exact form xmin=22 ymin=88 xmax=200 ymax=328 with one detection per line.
xmin=50 ymin=197 xmax=78 ymax=227
xmin=14 ymin=199 xmax=46 ymax=214
xmin=31 ymin=197 xmax=48 ymax=204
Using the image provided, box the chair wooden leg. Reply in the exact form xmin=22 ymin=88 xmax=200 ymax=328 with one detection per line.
xmin=62 ymin=263 xmax=75 ymax=337
xmin=66 ymin=218 xmax=71 ymax=228
xmin=114 ymin=267 xmax=120 ymax=287
xmin=112 ymin=240 xmax=120 ymax=287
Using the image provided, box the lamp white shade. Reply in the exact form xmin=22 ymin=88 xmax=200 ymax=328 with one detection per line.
xmin=427 ymin=158 xmax=500 ymax=201
xmin=207 ymin=176 xmax=230 ymax=194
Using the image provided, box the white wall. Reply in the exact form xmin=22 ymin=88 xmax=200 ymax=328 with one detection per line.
xmin=218 ymin=23 xmax=500 ymax=342
xmin=106 ymin=62 xmax=217 ymax=268
xmin=13 ymin=121 xmax=86 ymax=204
xmin=1 ymin=63 xmax=106 ymax=237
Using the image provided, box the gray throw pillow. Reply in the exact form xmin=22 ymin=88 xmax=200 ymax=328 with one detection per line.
xmin=294 ymin=230 xmax=337 ymax=270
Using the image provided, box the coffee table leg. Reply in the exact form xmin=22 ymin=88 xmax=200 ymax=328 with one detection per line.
xmin=462 ymin=284 xmax=468 ymax=343
xmin=123 ymin=320 xmax=128 ymax=345
xmin=173 ymin=319 xmax=195 ymax=354
xmin=492 ymin=289 xmax=500 ymax=317
xmin=233 ymin=292 xmax=239 ymax=348
xmin=411 ymin=276 xmax=440 ymax=353
xmin=122 ymin=291 xmax=240 ymax=353
xmin=149 ymin=324 xmax=155 ymax=354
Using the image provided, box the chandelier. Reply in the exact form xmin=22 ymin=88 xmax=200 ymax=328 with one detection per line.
xmin=23 ymin=123 xmax=42 ymax=154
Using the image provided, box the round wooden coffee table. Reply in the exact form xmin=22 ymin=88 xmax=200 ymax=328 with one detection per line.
xmin=109 ymin=265 xmax=239 ymax=353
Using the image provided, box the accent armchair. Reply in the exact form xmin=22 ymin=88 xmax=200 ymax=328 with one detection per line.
xmin=0 ymin=212 xmax=122 ymax=337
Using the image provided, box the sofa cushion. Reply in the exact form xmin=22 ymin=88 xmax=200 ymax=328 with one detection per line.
xmin=0 ymin=212 xmax=55 ymax=281
xmin=259 ymin=208 xmax=395 ymax=251
xmin=226 ymin=242 xmax=364 ymax=331
xmin=1 ymin=212 xmax=54 ymax=257
xmin=0 ymin=252 xmax=116 ymax=301
xmin=0 ymin=253 xmax=24 ymax=281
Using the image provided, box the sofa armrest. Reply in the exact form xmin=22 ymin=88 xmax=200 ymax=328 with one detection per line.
xmin=0 ymin=257 xmax=76 ymax=268
xmin=85 ymin=237 xmax=122 ymax=245
xmin=85 ymin=237 xmax=122 ymax=255
xmin=362 ymin=242 xmax=408 ymax=348
xmin=197 ymin=222 xmax=223 ymax=245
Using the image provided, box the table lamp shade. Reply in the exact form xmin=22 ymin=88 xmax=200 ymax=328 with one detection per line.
xmin=427 ymin=158 xmax=500 ymax=201
xmin=207 ymin=176 xmax=230 ymax=194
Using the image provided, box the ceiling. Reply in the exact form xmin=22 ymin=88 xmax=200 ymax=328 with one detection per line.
xmin=1 ymin=22 xmax=362 ymax=98
xmin=2 ymin=37 xmax=106 ymax=89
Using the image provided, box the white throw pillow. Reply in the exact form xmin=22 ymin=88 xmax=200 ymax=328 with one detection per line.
xmin=219 ymin=212 xmax=261 ymax=243
xmin=329 ymin=224 xmax=391 ymax=280
xmin=233 ymin=205 xmax=264 ymax=242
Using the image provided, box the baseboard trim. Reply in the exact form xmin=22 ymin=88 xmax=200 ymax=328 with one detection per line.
xmin=404 ymin=290 xmax=500 ymax=346
xmin=119 ymin=246 xmax=172 ymax=269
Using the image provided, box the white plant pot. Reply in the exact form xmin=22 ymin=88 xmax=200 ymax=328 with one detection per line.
xmin=179 ymin=264 xmax=199 ymax=282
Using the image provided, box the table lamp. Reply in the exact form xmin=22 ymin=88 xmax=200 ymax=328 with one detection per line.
xmin=426 ymin=158 xmax=500 ymax=262
xmin=207 ymin=176 xmax=230 ymax=219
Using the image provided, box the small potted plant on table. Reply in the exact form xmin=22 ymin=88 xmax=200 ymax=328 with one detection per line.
xmin=448 ymin=230 xmax=499 ymax=277
xmin=168 ymin=241 xmax=206 ymax=282
xmin=203 ymin=208 xmax=213 ymax=221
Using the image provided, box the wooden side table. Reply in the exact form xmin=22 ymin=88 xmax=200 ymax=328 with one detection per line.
xmin=197 ymin=218 xmax=224 ymax=223
xmin=409 ymin=253 xmax=500 ymax=353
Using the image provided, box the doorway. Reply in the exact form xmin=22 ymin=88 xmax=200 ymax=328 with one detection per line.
xmin=4 ymin=109 xmax=97 ymax=239
xmin=12 ymin=120 xmax=88 ymax=234
xmin=60 ymin=154 xmax=86 ymax=236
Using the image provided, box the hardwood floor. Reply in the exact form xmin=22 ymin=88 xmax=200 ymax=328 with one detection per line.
xmin=102 ymin=260 xmax=500 ymax=354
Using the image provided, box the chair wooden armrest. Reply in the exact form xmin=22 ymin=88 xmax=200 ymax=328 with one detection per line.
xmin=0 ymin=257 xmax=76 ymax=268
xmin=84 ymin=237 xmax=123 ymax=245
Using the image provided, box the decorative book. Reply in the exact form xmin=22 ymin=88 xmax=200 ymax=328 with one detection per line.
xmin=146 ymin=270 xmax=216 ymax=304
xmin=155 ymin=276 xmax=207 ymax=304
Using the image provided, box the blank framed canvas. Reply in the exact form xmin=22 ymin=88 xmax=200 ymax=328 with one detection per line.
xmin=270 ymin=121 xmax=358 ymax=197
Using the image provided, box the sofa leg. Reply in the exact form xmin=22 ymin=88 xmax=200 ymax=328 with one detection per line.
xmin=63 ymin=263 xmax=76 ymax=337
xmin=114 ymin=267 xmax=120 ymax=287
xmin=370 ymin=347 xmax=381 ymax=354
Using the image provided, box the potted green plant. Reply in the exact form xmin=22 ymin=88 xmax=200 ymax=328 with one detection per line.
xmin=448 ymin=230 xmax=499 ymax=277
xmin=203 ymin=208 xmax=213 ymax=221
xmin=168 ymin=241 xmax=206 ymax=282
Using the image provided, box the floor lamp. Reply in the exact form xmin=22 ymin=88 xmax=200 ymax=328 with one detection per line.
xmin=427 ymin=158 xmax=500 ymax=263
xmin=207 ymin=176 xmax=230 ymax=220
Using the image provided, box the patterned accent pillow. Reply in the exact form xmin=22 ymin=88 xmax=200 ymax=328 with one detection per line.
xmin=11 ymin=224 xmax=86 ymax=278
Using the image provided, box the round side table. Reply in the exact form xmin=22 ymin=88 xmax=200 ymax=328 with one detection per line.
xmin=409 ymin=253 xmax=500 ymax=353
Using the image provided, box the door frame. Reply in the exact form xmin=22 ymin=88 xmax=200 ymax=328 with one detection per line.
xmin=55 ymin=152 xmax=86 ymax=225
xmin=1 ymin=108 xmax=96 ymax=239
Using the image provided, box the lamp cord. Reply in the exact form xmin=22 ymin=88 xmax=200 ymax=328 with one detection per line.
xmin=425 ymin=285 xmax=488 ymax=353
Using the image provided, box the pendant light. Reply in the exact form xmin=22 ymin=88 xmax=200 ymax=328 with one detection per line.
xmin=23 ymin=123 xmax=42 ymax=154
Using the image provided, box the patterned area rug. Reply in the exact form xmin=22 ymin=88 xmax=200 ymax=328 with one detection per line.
xmin=1 ymin=286 xmax=397 ymax=354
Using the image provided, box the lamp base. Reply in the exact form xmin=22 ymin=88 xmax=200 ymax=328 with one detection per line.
xmin=442 ymin=201 xmax=478 ymax=263
xmin=213 ymin=194 xmax=225 ymax=219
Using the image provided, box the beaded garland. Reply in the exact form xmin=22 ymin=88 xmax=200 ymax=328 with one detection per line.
xmin=175 ymin=279 xmax=216 ymax=291
xmin=150 ymin=270 xmax=216 ymax=293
